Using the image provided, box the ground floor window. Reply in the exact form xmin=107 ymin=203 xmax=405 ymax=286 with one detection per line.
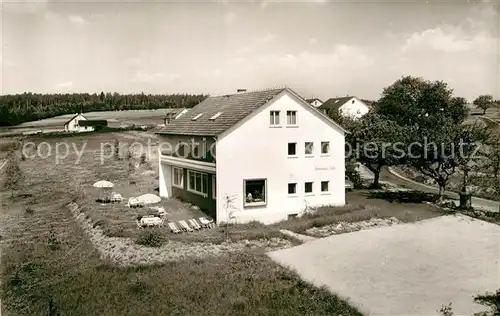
xmin=187 ymin=170 xmax=209 ymax=196
xmin=172 ymin=166 xmax=183 ymax=188
xmin=244 ymin=179 xmax=267 ymax=206
xmin=321 ymin=181 xmax=329 ymax=192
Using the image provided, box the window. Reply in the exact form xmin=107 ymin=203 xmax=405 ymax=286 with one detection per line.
xmin=192 ymin=144 xmax=200 ymax=158
xmin=287 ymin=110 xmax=297 ymax=125
xmin=187 ymin=170 xmax=209 ymax=196
xmin=321 ymin=181 xmax=329 ymax=192
xmin=209 ymin=112 xmax=223 ymax=120
xmin=305 ymin=142 xmax=314 ymax=155
xmin=191 ymin=113 xmax=204 ymax=121
xmin=305 ymin=182 xmax=313 ymax=193
xmin=270 ymin=110 xmax=280 ymax=125
xmin=175 ymin=142 xmax=188 ymax=157
xmin=288 ymin=183 xmax=297 ymax=195
xmin=244 ymin=179 xmax=267 ymax=206
xmin=212 ymin=175 xmax=216 ymax=199
xmin=288 ymin=143 xmax=297 ymax=156
xmin=172 ymin=167 xmax=184 ymax=188
xmin=321 ymin=141 xmax=330 ymax=154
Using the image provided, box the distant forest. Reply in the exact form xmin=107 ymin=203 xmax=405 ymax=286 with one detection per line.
xmin=0 ymin=92 xmax=208 ymax=126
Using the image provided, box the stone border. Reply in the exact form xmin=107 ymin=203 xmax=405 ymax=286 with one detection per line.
xmin=68 ymin=202 xmax=293 ymax=266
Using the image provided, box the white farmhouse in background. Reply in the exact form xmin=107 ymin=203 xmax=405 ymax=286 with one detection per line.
xmin=64 ymin=113 xmax=91 ymax=132
xmin=156 ymin=87 xmax=346 ymax=225
xmin=319 ymin=96 xmax=371 ymax=119
xmin=306 ymin=98 xmax=324 ymax=108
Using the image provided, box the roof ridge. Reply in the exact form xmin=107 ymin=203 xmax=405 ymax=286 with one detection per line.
xmin=217 ymin=86 xmax=286 ymax=97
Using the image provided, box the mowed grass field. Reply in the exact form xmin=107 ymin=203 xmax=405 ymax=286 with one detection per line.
xmin=0 ymin=132 xmax=363 ymax=316
xmin=0 ymin=109 xmax=173 ymax=136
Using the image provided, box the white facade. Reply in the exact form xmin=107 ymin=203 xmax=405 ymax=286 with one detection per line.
xmin=159 ymin=90 xmax=346 ymax=225
xmin=338 ymin=97 xmax=370 ymax=119
xmin=64 ymin=114 xmax=94 ymax=132
xmin=215 ymin=92 xmax=345 ymax=224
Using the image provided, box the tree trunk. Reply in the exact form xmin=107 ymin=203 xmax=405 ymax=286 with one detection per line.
xmin=483 ymin=108 xmax=487 ymax=115
xmin=370 ymin=168 xmax=381 ymax=189
xmin=438 ymin=185 xmax=445 ymax=201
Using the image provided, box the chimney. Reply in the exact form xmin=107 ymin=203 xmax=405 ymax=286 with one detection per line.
xmin=237 ymin=89 xmax=247 ymax=93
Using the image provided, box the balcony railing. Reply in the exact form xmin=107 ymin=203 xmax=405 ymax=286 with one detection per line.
xmin=159 ymin=151 xmax=216 ymax=173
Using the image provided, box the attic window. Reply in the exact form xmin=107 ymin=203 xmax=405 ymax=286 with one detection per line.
xmin=191 ymin=113 xmax=204 ymax=121
xmin=209 ymin=112 xmax=223 ymax=120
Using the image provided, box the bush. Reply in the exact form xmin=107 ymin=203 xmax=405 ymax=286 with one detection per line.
xmin=346 ymin=161 xmax=363 ymax=189
xmin=136 ymin=230 xmax=165 ymax=247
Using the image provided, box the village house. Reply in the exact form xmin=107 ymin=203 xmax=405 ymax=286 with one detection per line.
xmin=64 ymin=114 xmax=107 ymax=132
xmin=306 ymin=98 xmax=323 ymax=108
xmin=156 ymin=88 xmax=347 ymax=225
xmin=319 ymin=96 xmax=371 ymax=119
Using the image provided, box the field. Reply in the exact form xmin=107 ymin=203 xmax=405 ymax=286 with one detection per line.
xmin=0 ymin=109 xmax=172 ymax=136
xmin=0 ymin=131 xmax=453 ymax=315
xmin=0 ymin=132 xmax=365 ymax=315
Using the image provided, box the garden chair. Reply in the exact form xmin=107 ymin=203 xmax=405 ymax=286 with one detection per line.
xmin=136 ymin=220 xmax=144 ymax=230
xmin=189 ymin=218 xmax=202 ymax=230
xmin=168 ymin=222 xmax=181 ymax=234
xmin=199 ymin=217 xmax=214 ymax=229
xmin=179 ymin=220 xmax=194 ymax=232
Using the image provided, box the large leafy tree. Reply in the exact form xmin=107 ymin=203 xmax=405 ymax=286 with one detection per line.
xmin=376 ymin=76 xmax=468 ymax=128
xmin=473 ymin=94 xmax=496 ymax=115
xmin=376 ymin=76 xmax=473 ymax=200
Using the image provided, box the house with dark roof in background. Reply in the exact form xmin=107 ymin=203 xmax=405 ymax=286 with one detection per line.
xmin=306 ymin=98 xmax=323 ymax=108
xmin=64 ymin=113 xmax=88 ymax=132
xmin=319 ymin=96 xmax=371 ymax=119
xmin=156 ymin=87 xmax=347 ymax=225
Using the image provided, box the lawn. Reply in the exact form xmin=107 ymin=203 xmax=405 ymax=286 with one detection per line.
xmin=0 ymin=132 xmax=364 ymax=315
xmin=275 ymin=190 xmax=445 ymax=235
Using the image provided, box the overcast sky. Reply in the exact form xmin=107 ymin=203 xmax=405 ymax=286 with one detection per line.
xmin=1 ymin=0 xmax=498 ymax=101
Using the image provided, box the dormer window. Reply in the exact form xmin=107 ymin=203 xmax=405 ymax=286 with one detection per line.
xmin=191 ymin=113 xmax=204 ymax=121
xmin=209 ymin=112 xmax=223 ymax=120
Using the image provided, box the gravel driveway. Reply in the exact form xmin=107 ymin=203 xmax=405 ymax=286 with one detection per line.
xmin=268 ymin=214 xmax=500 ymax=315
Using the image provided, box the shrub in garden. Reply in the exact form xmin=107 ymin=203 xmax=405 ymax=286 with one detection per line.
xmin=136 ymin=230 xmax=165 ymax=247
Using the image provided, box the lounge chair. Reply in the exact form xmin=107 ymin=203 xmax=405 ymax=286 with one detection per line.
xmin=179 ymin=220 xmax=194 ymax=232
xmin=168 ymin=222 xmax=181 ymax=234
xmin=199 ymin=217 xmax=214 ymax=229
xmin=189 ymin=219 xmax=202 ymax=230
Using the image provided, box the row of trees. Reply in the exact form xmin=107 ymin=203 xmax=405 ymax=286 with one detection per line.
xmin=334 ymin=76 xmax=497 ymax=201
xmin=0 ymin=92 xmax=208 ymax=126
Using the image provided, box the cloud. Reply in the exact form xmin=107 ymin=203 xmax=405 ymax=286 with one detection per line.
xmin=68 ymin=15 xmax=86 ymax=24
xmin=224 ymin=12 xmax=237 ymax=25
xmin=55 ymin=81 xmax=73 ymax=90
xmin=309 ymin=38 xmax=318 ymax=45
xmin=235 ymin=33 xmax=276 ymax=54
xmin=134 ymin=72 xmax=180 ymax=84
xmin=228 ymin=44 xmax=372 ymax=72
xmin=401 ymin=25 xmax=496 ymax=54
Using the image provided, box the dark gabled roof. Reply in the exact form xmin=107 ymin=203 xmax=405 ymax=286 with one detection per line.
xmin=157 ymin=88 xmax=286 ymax=136
xmin=318 ymin=96 xmax=356 ymax=112
xmin=79 ymin=120 xmax=108 ymax=127
xmin=64 ymin=113 xmax=86 ymax=126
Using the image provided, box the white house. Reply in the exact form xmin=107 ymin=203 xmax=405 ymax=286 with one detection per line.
xmin=306 ymin=98 xmax=323 ymax=108
xmin=163 ymin=108 xmax=189 ymax=126
xmin=156 ymin=87 xmax=347 ymax=225
xmin=319 ymin=96 xmax=371 ymax=119
xmin=64 ymin=114 xmax=92 ymax=132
